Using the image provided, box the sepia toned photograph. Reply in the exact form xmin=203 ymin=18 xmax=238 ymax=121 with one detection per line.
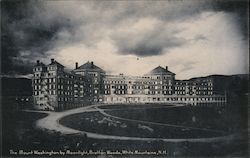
xmin=1 ymin=0 xmax=249 ymax=157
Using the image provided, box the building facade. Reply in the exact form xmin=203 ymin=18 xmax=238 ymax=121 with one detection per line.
xmin=102 ymin=67 xmax=225 ymax=105
xmin=32 ymin=59 xmax=226 ymax=111
xmin=73 ymin=61 xmax=105 ymax=103
xmin=32 ymin=59 xmax=86 ymax=111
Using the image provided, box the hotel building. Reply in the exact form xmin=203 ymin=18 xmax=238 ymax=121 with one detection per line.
xmin=32 ymin=59 xmax=226 ymax=111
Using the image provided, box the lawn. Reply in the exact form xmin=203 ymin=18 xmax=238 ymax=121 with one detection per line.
xmin=60 ymin=104 xmax=230 ymax=139
xmin=2 ymin=102 xmax=248 ymax=157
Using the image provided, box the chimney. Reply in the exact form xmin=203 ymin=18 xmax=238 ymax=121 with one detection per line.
xmin=51 ymin=58 xmax=55 ymax=63
xmin=75 ymin=62 xmax=78 ymax=69
xmin=36 ymin=60 xmax=40 ymax=64
xmin=91 ymin=61 xmax=94 ymax=68
xmin=166 ymin=66 xmax=168 ymax=71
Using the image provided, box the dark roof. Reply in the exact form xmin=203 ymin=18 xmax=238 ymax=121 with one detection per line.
xmin=75 ymin=61 xmax=105 ymax=72
xmin=49 ymin=60 xmax=64 ymax=67
xmin=146 ymin=66 xmax=175 ymax=75
xmin=35 ymin=62 xmax=46 ymax=67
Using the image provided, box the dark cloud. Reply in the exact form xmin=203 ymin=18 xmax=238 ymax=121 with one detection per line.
xmin=111 ymin=18 xmax=187 ymax=57
xmin=1 ymin=0 xmax=78 ymax=75
xmin=113 ymin=32 xmax=187 ymax=56
xmin=1 ymin=1 xmax=49 ymax=74
xmin=122 ymin=46 xmax=164 ymax=57
xmin=1 ymin=0 xmax=248 ymax=75
xmin=210 ymin=0 xmax=248 ymax=39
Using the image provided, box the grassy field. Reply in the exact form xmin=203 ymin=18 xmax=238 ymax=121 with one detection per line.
xmin=60 ymin=103 xmax=247 ymax=138
xmin=60 ymin=110 xmax=225 ymax=139
xmin=2 ymin=103 xmax=248 ymax=157
xmin=104 ymin=105 xmax=237 ymax=131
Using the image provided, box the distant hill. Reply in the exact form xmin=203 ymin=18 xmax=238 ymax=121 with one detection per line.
xmin=190 ymin=74 xmax=248 ymax=97
xmin=1 ymin=77 xmax=32 ymax=96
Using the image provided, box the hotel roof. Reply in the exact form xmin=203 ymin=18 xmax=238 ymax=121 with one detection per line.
xmin=49 ymin=60 xmax=64 ymax=68
xmin=35 ymin=62 xmax=46 ymax=67
xmin=146 ymin=66 xmax=175 ymax=76
xmin=75 ymin=61 xmax=105 ymax=72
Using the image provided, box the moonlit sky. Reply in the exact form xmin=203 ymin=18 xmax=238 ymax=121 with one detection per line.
xmin=2 ymin=0 xmax=249 ymax=79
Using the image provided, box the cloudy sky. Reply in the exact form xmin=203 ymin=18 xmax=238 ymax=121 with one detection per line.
xmin=2 ymin=0 xmax=249 ymax=79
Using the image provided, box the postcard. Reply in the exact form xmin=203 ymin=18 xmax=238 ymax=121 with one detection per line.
xmin=1 ymin=0 xmax=249 ymax=157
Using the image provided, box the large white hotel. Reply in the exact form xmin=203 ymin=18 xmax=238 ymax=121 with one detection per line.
xmin=32 ymin=59 xmax=226 ymax=111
